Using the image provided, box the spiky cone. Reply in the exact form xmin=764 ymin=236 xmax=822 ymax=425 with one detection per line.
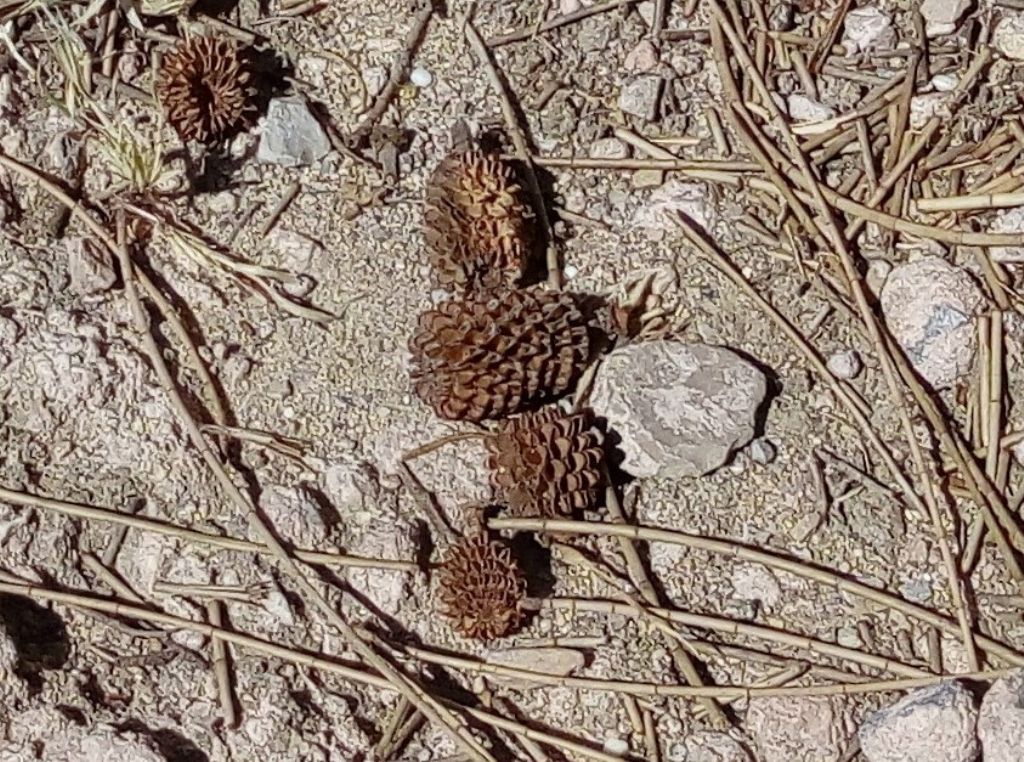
xmin=486 ymin=407 xmax=604 ymax=518
xmin=423 ymin=151 xmax=533 ymax=291
xmin=408 ymin=287 xmax=593 ymax=422
xmin=156 ymin=37 xmax=253 ymax=142
xmin=435 ymin=533 xmax=525 ymax=640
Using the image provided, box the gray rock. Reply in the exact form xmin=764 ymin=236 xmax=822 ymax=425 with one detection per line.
xmin=990 ymin=206 xmax=1024 ymax=262
xmin=978 ymin=670 xmax=1024 ymax=761
xmin=899 ymin=578 xmax=933 ymax=604
xmin=625 ymin=40 xmax=659 ymax=72
xmin=631 ymin=180 xmax=714 ymax=231
xmin=842 ymin=6 xmax=895 ymax=52
xmin=748 ymin=438 xmax=777 ymax=465
xmin=731 ymin=564 xmax=782 ymax=608
xmin=994 ymin=14 xmax=1024 ymax=60
xmin=673 ymin=731 xmax=752 ymax=761
xmin=859 ymin=682 xmax=979 ymax=762
xmin=787 ymin=94 xmax=835 ymax=122
xmin=827 ymin=350 xmax=863 ymax=379
xmin=920 ymin=0 xmax=970 ymax=36
xmin=409 ymin=66 xmax=433 ymax=87
xmin=909 ymin=92 xmax=952 ymax=129
xmin=589 ymin=137 xmax=629 ymax=160
xmin=590 ymin=342 xmax=767 ymax=478
xmin=880 ymin=258 xmax=983 ymax=389
xmin=259 ymin=484 xmax=329 ymax=545
xmin=618 ymin=76 xmax=662 ymax=120
xmin=65 ymin=237 xmax=116 ymax=295
xmin=748 ymin=695 xmax=856 ymax=762
xmin=487 ymin=647 xmax=585 ymax=687
xmin=257 ymin=96 xmax=331 ymax=167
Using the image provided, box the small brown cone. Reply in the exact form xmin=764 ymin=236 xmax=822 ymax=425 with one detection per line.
xmin=435 ymin=534 xmax=525 ymax=640
xmin=408 ymin=287 xmax=592 ymax=422
xmin=423 ymin=151 xmax=533 ymax=291
xmin=156 ymin=37 xmax=253 ymax=142
xmin=486 ymin=407 xmax=604 ymax=518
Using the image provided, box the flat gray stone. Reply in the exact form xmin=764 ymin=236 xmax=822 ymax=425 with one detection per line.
xmin=65 ymin=237 xmax=116 ymax=295
xmin=859 ymin=682 xmax=979 ymax=762
xmin=673 ymin=731 xmax=752 ymax=761
xmin=994 ymin=14 xmax=1024 ymax=60
xmin=257 ymin=96 xmax=331 ymax=167
xmin=748 ymin=695 xmax=856 ymax=762
xmin=880 ymin=258 xmax=982 ymax=389
xmin=487 ymin=647 xmax=585 ymax=687
xmin=618 ymin=75 xmax=662 ymax=120
xmin=842 ymin=6 xmax=895 ymax=53
xmin=979 ymin=670 xmax=1024 ymax=762
xmin=589 ymin=342 xmax=767 ymax=478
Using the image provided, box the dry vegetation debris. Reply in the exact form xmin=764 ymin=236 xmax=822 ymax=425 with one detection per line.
xmin=2 ymin=0 xmax=1024 ymax=760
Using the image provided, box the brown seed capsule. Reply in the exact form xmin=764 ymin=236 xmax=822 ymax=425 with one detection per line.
xmin=435 ymin=533 xmax=525 ymax=640
xmin=486 ymin=407 xmax=604 ymax=518
xmin=156 ymin=37 xmax=252 ymax=142
xmin=423 ymin=151 xmax=533 ymax=291
xmin=408 ymin=288 xmax=592 ymax=422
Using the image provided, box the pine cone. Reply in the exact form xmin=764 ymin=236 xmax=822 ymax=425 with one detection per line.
xmin=156 ymin=37 xmax=252 ymax=142
xmin=409 ymin=288 xmax=592 ymax=421
xmin=435 ymin=534 xmax=525 ymax=640
xmin=486 ymin=407 xmax=604 ymax=518
xmin=423 ymin=151 xmax=533 ymax=291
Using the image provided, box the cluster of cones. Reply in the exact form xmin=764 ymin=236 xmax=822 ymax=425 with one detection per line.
xmin=408 ymin=150 xmax=609 ymax=641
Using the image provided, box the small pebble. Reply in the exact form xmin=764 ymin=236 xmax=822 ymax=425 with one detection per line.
xmin=602 ymin=737 xmax=629 ymax=756
xmin=563 ymin=264 xmax=579 ymax=280
xmin=748 ymin=438 xmax=777 ymax=465
xmin=409 ymin=66 xmax=433 ymax=88
xmin=827 ymin=350 xmax=863 ymax=380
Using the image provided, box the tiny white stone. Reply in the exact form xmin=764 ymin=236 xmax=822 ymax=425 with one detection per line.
xmin=787 ymin=94 xmax=836 ymax=122
xmin=409 ymin=66 xmax=433 ymax=88
xmin=563 ymin=263 xmax=579 ymax=279
xmin=748 ymin=438 xmax=777 ymax=465
xmin=602 ymin=737 xmax=630 ymax=756
xmin=930 ymin=73 xmax=958 ymax=92
xmin=827 ymin=350 xmax=863 ymax=380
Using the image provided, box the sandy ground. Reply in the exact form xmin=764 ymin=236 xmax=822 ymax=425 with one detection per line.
xmin=2 ymin=0 xmax=1024 ymax=760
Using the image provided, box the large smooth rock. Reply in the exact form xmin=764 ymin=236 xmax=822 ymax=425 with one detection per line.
xmin=859 ymin=682 xmax=979 ymax=762
xmin=590 ymin=342 xmax=767 ymax=478
xmin=257 ymin=96 xmax=331 ymax=167
xmin=880 ymin=258 xmax=983 ymax=389
xmin=979 ymin=670 xmax=1024 ymax=761
xmin=747 ymin=696 xmax=856 ymax=762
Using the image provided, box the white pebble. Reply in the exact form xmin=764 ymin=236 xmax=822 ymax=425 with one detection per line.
xmin=563 ymin=264 xmax=579 ymax=279
xmin=410 ymin=67 xmax=433 ymax=88
xmin=748 ymin=438 xmax=777 ymax=465
xmin=602 ymin=737 xmax=630 ymax=756
xmin=827 ymin=350 xmax=863 ymax=380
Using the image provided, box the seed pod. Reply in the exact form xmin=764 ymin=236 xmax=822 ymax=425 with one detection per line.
xmin=156 ymin=37 xmax=252 ymax=142
xmin=423 ymin=151 xmax=533 ymax=291
xmin=486 ymin=407 xmax=604 ymax=518
xmin=435 ymin=534 xmax=525 ymax=640
xmin=408 ymin=287 xmax=592 ymax=421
